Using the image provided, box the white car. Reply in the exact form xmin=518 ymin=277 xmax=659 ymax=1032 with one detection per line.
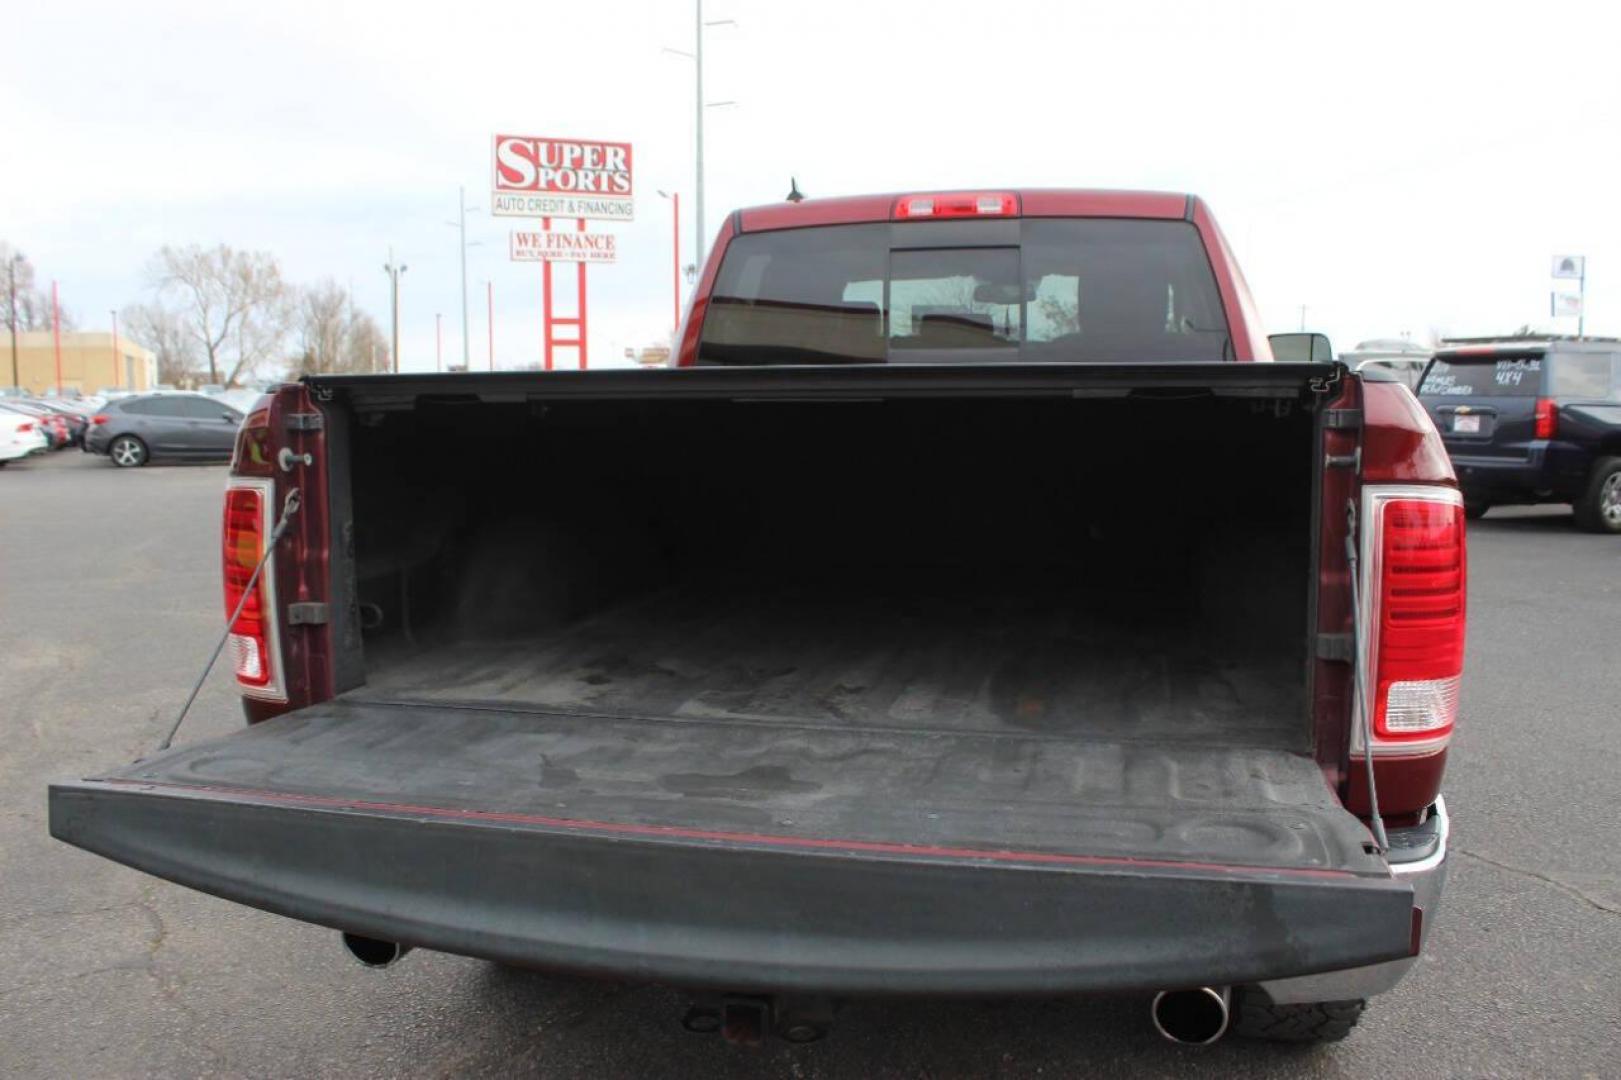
xmin=0 ymin=411 xmax=49 ymax=465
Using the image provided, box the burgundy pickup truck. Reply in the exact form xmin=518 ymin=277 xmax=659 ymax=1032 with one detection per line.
xmin=51 ymin=190 xmax=1463 ymax=1046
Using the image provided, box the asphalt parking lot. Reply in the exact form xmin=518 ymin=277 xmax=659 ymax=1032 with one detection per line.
xmin=2 ymin=450 xmax=1617 ymax=1079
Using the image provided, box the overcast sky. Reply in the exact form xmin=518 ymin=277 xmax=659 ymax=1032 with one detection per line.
xmin=4 ymin=0 xmax=1619 ymax=371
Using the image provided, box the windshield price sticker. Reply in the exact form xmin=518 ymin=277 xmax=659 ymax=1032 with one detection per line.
xmin=1426 ymin=357 xmax=1541 ymax=396
xmin=1493 ymin=358 xmax=1540 ymax=387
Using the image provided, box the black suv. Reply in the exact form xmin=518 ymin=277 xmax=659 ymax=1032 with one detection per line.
xmin=1417 ymin=339 xmax=1621 ymax=532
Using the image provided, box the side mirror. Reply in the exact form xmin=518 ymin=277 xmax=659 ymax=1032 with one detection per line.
xmin=1269 ymin=332 xmax=1334 ymax=363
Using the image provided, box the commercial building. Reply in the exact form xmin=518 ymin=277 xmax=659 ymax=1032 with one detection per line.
xmin=5 ymin=330 xmax=156 ymax=396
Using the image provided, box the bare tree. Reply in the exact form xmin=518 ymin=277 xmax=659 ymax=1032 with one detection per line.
xmin=1 ymin=242 xmax=77 ymax=334
xmin=343 ymin=311 xmax=388 ymax=374
xmin=123 ymin=301 xmax=201 ymax=386
xmin=292 ymin=279 xmax=386 ymax=375
xmin=149 ymin=244 xmax=289 ymax=386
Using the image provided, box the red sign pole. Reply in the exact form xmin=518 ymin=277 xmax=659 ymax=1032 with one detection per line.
xmin=51 ymin=280 xmax=62 ymax=394
xmin=539 ymin=217 xmax=592 ymax=372
xmin=541 ymin=216 xmax=554 ymax=371
xmin=577 ymin=217 xmax=588 ymax=370
xmin=671 ymin=193 xmax=681 ymax=336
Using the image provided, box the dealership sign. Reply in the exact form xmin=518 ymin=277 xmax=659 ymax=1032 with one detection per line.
xmin=510 ymin=229 xmax=618 ymax=263
xmin=492 ymin=135 xmax=634 ymax=221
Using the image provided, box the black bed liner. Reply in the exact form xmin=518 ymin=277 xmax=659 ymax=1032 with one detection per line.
xmin=360 ymin=581 xmax=1307 ymax=748
xmin=51 ymin=698 xmax=1415 ymax=994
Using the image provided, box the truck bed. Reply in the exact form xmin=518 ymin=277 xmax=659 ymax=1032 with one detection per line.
xmin=360 ymin=578 xmax=1305 ymax=748
xmin=50 ymin=364 xmax=1419 ymax=996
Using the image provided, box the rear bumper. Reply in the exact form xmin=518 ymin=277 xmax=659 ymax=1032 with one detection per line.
xmin=49 ymin=777 xmax=1419 ymax=996
xmin=1446 ymin=444 xmax=1587 ymax=502
xmin=1446 ymin=449 xmax=1548 ymax=493
xmin=1257 ymin=797 xmax=1449 ymax=1004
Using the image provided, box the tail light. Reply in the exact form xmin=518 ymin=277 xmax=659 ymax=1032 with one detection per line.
xmin=91 ymin=414 xmax=108 ymax=425
xmin=1357 ymin=487 xmax=1466 ymax=755
xmin=1533 ymin=397 xmax=1558 ymax=439
xmin=17 ymin=421 xmax=33 ymax=432
xmin=894 ymin=192 xmax=1017 ymax=219
xmin=222 ymin=478 xmax=286 ymax=701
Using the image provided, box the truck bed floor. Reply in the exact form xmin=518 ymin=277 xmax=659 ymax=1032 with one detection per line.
xmin=359 ymin=580 xmax=1306 ymax=749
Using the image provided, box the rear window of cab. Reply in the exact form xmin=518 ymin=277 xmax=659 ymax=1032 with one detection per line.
xmin=696 ymin=219 xmax=1230 ymax=365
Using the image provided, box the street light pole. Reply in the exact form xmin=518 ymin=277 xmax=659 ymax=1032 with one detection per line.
xmin=696 ymin=0 xmax=705 ymax=256
xmin=658 ymin=191 xmax=681 ymax=336
xmin=446 ymin=189 xmax=483 ymax=369
xmin=383 ymin=250 xmax=407 ymax=373
xmin=51 ymin=280 xmax=62 ymax=395
xmin=6 ymin=256 xmax=19 ymax=391
xmin=1578 ymin=262 xmax=1587 ymax=338
xmin=671 ymin=2 xmax=733 ymax=255
xmin=458 ymin=187 xmax=471 ymax=368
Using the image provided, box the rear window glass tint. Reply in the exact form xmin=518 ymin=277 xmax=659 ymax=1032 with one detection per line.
xmin=701 ymin=224 xmax=889 ymax=365
xmin=1419 ymin=357 xmax=1543 ymax=397
xmin=1549 ymin=355 xmax=1621 ymax=400
xmin=696 ymin=218 xmax=1228 ymax=365
xmin=1018 ymin=219 xmax=1228 ymax=361
xmin=889 ymin=247 xmax=1021 ymax=350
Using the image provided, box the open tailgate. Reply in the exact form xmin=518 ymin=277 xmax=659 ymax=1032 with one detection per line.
xmin=51 ymin=700 xmax=1416 ymax=994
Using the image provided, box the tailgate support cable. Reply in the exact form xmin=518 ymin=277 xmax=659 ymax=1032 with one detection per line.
xmin=1343 ymin=498 xmax=1391 ymax=855
xmin=153 ymin=487 xmax=302 ymax=754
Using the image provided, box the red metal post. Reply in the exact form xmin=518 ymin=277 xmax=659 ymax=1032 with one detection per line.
xmin=539 ymin=217 xmax=590 ymax=371
xmin=487 ymin=281 xmax=494 ymax=371
xmin=672 ymin=192 xmax=681 ymax=336
xmin=542 ymin=215 xmax=553 ymax=371
xmin=51 ymin=280 xmax=62 ymax=394
xmin=576 ymin=217 xmax=588 ymax=370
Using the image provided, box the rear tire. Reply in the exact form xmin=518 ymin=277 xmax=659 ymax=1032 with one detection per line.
xmin=1229 ymin=989 xmax=1365 ymax=1043
xmin=1573 ymin=457 xmax=1621 ymax=533
xmin=109 ymin=435 xmax=148 ymax=468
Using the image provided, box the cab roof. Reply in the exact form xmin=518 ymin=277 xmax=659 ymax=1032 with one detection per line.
xmin=736 ymin=189 xmax=1196 ymax=233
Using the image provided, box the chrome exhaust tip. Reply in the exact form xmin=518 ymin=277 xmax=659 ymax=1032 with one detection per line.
xmin=1150 ymin=986 xmax=1232 ymax=1045
xmin=340 ymin=932 xmax=412 ymax=969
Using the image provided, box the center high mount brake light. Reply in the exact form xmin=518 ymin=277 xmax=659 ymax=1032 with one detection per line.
xmin=894 ymin=192 xmax=1017 ymax=219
